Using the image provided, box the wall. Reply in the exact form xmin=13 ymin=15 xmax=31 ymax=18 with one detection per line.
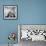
xmin=19 ymin=0 xmax=46 ymax=24
xmin=0 ymin=0 xmax=18 ymax=44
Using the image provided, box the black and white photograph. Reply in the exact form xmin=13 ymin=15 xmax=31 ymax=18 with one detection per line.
xmin=18 ymin=25 xmax=46 ymax=41
xmin=3 ymin=5 xmax=17 ymax=20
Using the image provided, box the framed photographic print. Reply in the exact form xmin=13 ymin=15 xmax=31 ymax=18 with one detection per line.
xmin=18 ymin=24 xmax=46 ymax=41
xmin=3 ymin=5 xmax=17 ymax=20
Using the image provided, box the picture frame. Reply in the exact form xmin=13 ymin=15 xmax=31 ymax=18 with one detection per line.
xmin=3 ymin=5 xmax=18 ymax=20
xmin=18 ymin=24 xmax=46 ymax=41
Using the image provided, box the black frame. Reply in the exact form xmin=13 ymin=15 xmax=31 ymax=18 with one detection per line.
xmin=3 ymin=5 xmax=18 ymax=20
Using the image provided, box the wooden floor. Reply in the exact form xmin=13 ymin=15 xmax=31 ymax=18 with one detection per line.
xmin=0 ymin=40 xmax=46 ymax=46
xmin=19 ymin=40 xmax=46 ymax=46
